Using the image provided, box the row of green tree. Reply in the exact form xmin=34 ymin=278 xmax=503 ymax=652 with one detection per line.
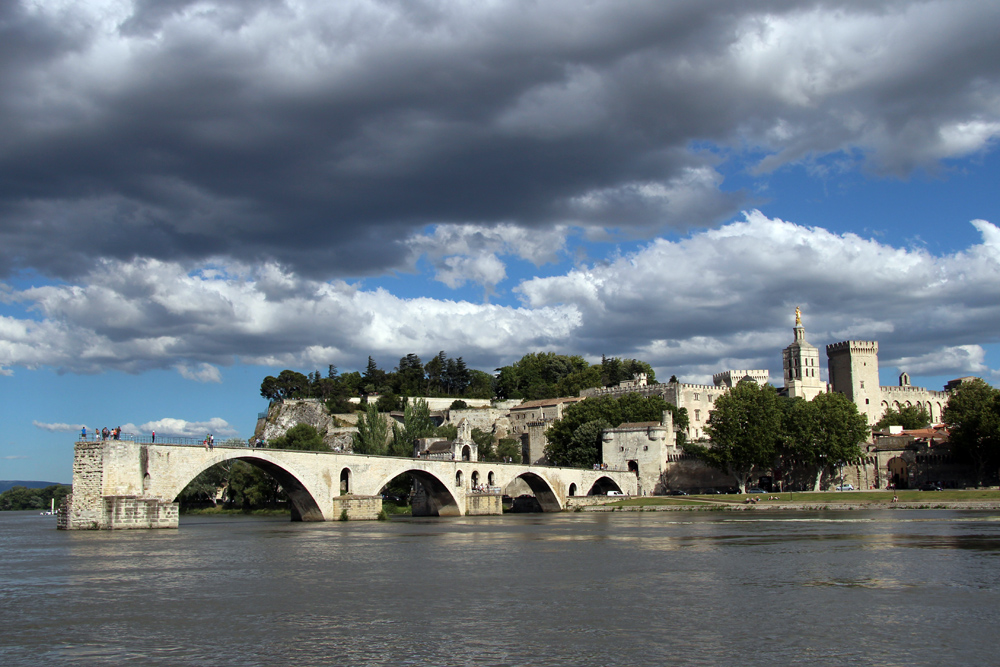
xmin=0 ymin=484 xmax=71 ymax=511
xmin=686 ymin=382 xmax=870 ymax=492
xmin=259 ymin=352 xmax=495 ymax=407
xmin=260 ymin=351 xmax=658 ymax=409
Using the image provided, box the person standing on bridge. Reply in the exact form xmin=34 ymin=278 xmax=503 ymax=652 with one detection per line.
xmin=151 ymin=430 xmax=155 ymax=443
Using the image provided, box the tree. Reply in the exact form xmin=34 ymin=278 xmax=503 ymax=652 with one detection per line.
xmin=943 ymin=378 xmax=1000 ymax=486
xmin=0 ymin=484 xmax=71 ymax=511
xmin=375 ymin=392 xmax=404 ymax=412
xmin=353 ymin=402 xmax=391 ymax=455
xmin=496 ymin=437 xmax=521 ymax=463
xmin=393 ymin=353 xmax=425 ymax=395
xmin=472 ymin=427 xmax=496 ymax=461
xmin=362 ymin=356 xmax=387 ymax=394
xmin=275 ymin=370 xmax=310 ymax=399
xmin=692 ymin=380 xmax=783 ymax=492
xmin=545 ymin=393 xmax=675 ymax=467
xmin=271 ymin=423 xmax=328 ymax=451
xmin=466 ymin=370 xmax=495 ymax=399
xmin=450 ymin=399 xmax=469 ymax=410
xmin=873 ymin=405 xmax=931 ymax=431
xmin=493 ymin=352 xmax=597 ymax=400
xmin=389 ymin=398 xmax=436 ymax=457
xmin=781 ymin=392 xmax=868 ymax=490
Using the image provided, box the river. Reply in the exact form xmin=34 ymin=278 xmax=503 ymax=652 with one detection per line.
xmin=2 ymin=509 xmax=999 ymax=666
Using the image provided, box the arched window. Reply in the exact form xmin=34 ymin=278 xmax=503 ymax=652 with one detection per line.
xmin=569 ymin=483 xmax=578 ymax=496
xmin=455 ymin=470 xmax=463 ymax=487
xmin=462 ymin=445 xmax=471 ymax=461
xmin=487 ymin=471 xmax=495 ymax=486
xmin=340 ymin=468 xmax=351 ymax=495
xmin=471 ymin=471 xmax=480 ymax=487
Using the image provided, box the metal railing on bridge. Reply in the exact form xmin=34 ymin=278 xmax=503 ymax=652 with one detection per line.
xmin=77 ymin=433 xmax=250 ymax=447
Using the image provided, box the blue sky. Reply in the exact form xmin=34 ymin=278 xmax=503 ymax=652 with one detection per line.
xmin=2 ymin=1 xmax=1000 ymax=482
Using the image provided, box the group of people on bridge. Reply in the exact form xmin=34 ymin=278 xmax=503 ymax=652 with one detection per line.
xmin=80 ymin=426 xmax=124 ymax=441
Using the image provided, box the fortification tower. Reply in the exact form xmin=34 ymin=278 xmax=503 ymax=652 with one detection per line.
xmin=826 ymin=339 xmax=881 ymax=428
xmin=782 ymin=307 xmax=825 ymax=401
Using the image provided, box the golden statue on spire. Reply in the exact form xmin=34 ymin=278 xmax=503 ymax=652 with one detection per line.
xmin=795 ymin=306 xmax=802 ymax=326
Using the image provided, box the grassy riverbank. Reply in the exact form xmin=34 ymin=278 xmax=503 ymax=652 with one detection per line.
xmin=602 ymin=488 xmax=1000 ymax=510
xmin=180 ymin=506 xmax=291 ymax=516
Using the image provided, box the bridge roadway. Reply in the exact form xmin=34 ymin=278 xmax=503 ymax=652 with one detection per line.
xmin=59 ymin=439 xmax=637 ymax=529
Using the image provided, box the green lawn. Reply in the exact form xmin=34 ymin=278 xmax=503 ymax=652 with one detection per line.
xmin=688 ymin=489 xmax=1000 ymax=504
xmin=607 ymin=497 xmax=714 ymax=507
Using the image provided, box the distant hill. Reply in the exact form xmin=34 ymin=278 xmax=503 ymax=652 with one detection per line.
xmin=0 ymin=481 xmax=68 ymax=493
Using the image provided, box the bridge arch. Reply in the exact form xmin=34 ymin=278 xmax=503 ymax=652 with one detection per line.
xmin=371 ymin=467 xmax=461 ymax=517
xmin=167 ymin=453 xmax=325 ymax=522
xmin=511 ymin=472 xmax=562 ymax=512
xmin=587 ymin=476 xmax=623 ymax=496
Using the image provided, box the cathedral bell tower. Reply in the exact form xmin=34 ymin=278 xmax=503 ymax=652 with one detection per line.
xmin=782 ymin=307 xmax=826 ymax=400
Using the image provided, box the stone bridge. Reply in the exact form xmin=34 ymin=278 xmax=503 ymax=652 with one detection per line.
xmin=59 ymin=440 xmax=637 ymax=529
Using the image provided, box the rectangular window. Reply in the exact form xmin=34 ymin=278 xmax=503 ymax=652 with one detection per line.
xmin=695 ymin=409 xmax=701 ymax=421
xmin=694 ymin=393 xmax=700 ymax=400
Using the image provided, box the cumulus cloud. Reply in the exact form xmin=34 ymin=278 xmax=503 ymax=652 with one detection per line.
xmin=0 ymin=212 xmax=998 ymax=385
xmin=32 ymin=421 xmax=84 ymax=433
xmin=0 ymin=257 xmax=578 ymax=374
xmin=138 ymin=418 xmax=238 ymax=439
xmin=517 ymin=211 xmax=1000 ymax=379
xmin=886 ymin=345 xmax=989 ymax=378
xmin=0 ymin=1 xmax=998 ymax=279
xmin=177 ymin=362 xmax=222 ymax=383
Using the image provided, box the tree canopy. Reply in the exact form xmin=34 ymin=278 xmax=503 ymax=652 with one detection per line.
xmin=780 ymin=392 xmax=869 ymax=490
xmin=0 ymin=484 xmax=70 ymax=511
xmin=493 ymin=352 xmax=656 ymax=401
xmin=353 ymin=402 xmax=391 ymax=455
xmin=270 ymin=423 xmax=328 ymax=451
xmin=943 ymin=378 xmax=1000 ymax=486
xmin=690 ymin=381 xmax=783 ymax=492
xmin=873 ymin=405 xmax=931 ymax=431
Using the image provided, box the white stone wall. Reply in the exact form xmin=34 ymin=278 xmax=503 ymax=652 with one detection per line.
xmin=601 ymin=413 xmax=674 ymax=494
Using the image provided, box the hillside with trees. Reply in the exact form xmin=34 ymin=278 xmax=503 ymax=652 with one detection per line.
xmin=260 ymin=351 xmax=658 ymax=408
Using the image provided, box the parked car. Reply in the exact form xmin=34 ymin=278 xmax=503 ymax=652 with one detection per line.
xmin=746 ymin=487 xmax=766 ymax=493
xmin=836 ymin=484 xmax=855 ymax=491
xmin=669 ymin=489 xmax=689 ymax=496
xmin=606 ymin=490 xmax=625 ymax=496
xmin=700 ymin=489 xmax=723 ymax=495
xmin=919 ymin=482 xmax=943 ymax=491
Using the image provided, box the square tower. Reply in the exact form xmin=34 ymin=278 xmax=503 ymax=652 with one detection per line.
xmin=826 ymin=340 xmax=881 ymax=428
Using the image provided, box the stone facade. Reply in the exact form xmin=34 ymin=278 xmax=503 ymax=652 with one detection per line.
xmin=713 ymin=369 xmax=770 ymax=388
xmin=600 ymin=412 xmax=674 ymax=495
xmin=509 ymin=397 xmax=586 ymax=464
xmin=827 ymin=340 xmax=949 ymax=426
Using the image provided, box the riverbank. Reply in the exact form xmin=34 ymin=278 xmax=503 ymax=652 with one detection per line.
xmin=590 ymin=489 xmax=1000 ymax=512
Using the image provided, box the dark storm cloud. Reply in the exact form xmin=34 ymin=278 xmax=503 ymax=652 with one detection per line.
xmin=1 ymin=0 xmax=999 ymax=279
